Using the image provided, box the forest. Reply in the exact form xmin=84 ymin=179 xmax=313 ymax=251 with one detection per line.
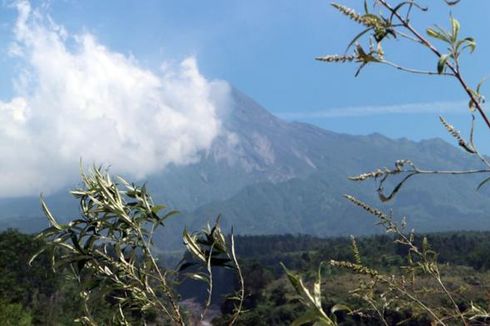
xmin=2 ymin=0 xmax=490 ymax=325
xmin=2 ymin=229 xmax=490 ymax=324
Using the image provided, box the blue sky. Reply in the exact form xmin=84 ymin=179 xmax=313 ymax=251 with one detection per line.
xmin=46 ymin=3 xmax=490 ymax=133
xmin=1 ymin=1 xmax=489 ymax=132
xmin=0 ymin=0 xmax=489 ymax=196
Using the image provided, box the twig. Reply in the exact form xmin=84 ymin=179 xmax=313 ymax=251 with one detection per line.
xmin=378 ymin=0 xmax=490 ymax=130
xmin=228 ymin=232 xmax=245 ymax=326
xmin=380 ymin=60 xmax=453 ymax=76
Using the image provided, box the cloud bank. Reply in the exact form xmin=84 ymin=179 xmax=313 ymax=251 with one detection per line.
xmin=279 ymin=100 xmax=468 ymax=119
xmin=0 ymin=1 xmax=230 ymax=197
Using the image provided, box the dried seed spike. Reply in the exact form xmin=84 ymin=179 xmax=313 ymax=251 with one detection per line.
xmin=344 ymin=194 xmax=389 ymax=221
xmin=349 ymin=168 xmax=387 ymax=181
xmin=351 ymin=235 xmax=362 ymax=265
xmin=315 ymin=54 xmax=355 ymax=63
xmin=439 ymin=116 xmax=476 ymax=153
xmin=330 ymin=260 xmax=380 ymax=279
xmin=331 ymin=3 xmax=365 ymax=25
xmin=331 ymin=3 xmax=384 ymax=29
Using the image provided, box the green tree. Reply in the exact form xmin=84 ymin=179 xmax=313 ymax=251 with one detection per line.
xmin=0 ymin=300 xmax=32 ymax=326
xmin=0 ymin=229 xmax=72 ymax=325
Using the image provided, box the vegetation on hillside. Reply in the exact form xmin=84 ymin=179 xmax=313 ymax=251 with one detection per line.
xmin=277 ymin=0 xmax=490 ymax=324
xmin=31 ymin=168 xmax=244 ymax=325
xmin=2 ymin=0 xmax=490 ymax=325
xmin=3 ymin=230 xmax=490 ymax=324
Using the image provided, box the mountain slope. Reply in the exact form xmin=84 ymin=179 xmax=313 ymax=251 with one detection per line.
xmin=183 ymin=163 xmax=490 ymax=239
xmin=2 ymin=88 xmax=490 ymax=243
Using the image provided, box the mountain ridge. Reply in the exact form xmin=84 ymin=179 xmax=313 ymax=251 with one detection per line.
xmin=1 ymin=88 xmax=490 ymax=245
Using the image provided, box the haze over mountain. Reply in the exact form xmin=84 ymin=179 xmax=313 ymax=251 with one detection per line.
xmin=2 ymin=88 xmax=490 ymax=244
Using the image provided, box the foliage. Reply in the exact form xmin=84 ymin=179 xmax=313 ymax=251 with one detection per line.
xmin=0 ymin=229 xmax=88 ymax=325
xmin=12 ymin=1 xmax=490 ymax=325
xmin=213 ymin=232 xmax=490 ymax=324
xmin=281 ymin=262 xmax=350 ymax=325
xmin=332 ymin=196 xmax=490 ymax=325
xmin=33 ymin=167 xmax=244 ymax=325
xmin=282 ymin=0 xmax=490 ymax=325
xmin=180 ymin=219 xmax=245 ymax=324
xmin=0 ymin=229 xmax=57 ymax=308
xmin=0 ymin=300 xmax=32 ymax=326
xmin=322 ymin=0 xmax=490 ymax=200
xmin=4 ymin=228 xmax=490 ymax=324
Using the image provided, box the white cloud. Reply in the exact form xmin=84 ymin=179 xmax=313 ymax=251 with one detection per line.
xmin=0 ymin=1 xmax=230 ymax=197
xmin=279 ymin=100 xmax=468 ymax=119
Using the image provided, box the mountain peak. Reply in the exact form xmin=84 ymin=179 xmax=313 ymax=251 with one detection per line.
xmin=3 ymin=88 xmax=490 ymax=244
xmin=225 ymin=87 xmax=285 ymax=129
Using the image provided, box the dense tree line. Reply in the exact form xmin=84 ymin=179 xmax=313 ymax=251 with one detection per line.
xmin=215 ymin=232 xmax=490 ymax=325
xmin=0 ymin=229 xmax=113 ymax=325
xmin=234 ymin=231 xmax=490 ymax=274
xmin=2 ymin=229 xmax=490 ymax=324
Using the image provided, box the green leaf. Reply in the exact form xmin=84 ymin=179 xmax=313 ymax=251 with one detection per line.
xmin=444 ymin=0 xmax=461 ymax=5
xmin=29 ymin=247 xmax=47 ymax=266
xmin=477 ymin=77 xmax=488 ymax=94
xmin=150 ymin=205 xmax=166 ymax=214
xmin=450 ymin=16 xmax=460 ymax=42
xmin=331 ymin=303 xmax=351 ymax=314
xmin=178 ymin=261 xmax=196 ymax=271
xmin=461 ymin=37 xmax=476 ymax=53
xmin=187 ymin=273 xmax=209 ymax=283
xmin=34 ymin=226 xmax=61 ymax=240
xmin=313 ymin=262 xmax=325 ymax=307
xmin=83 ymin=235 xmax=98 ymax=251
xmin=426 ymin=27 xmax=450 ymax=43
xmin=291 ymin=310 xmax=320 ymax=326
xmin=41 ymin=196 xmax=63 ymax=230
xmin=477 ymin=176 xmax=490 ymax=191
xmin=281 ymin=262 xmax=335 ymax=325
xmin=183 ymin=229 xmax=207 ymax=263
xmin=437 ymin=54 xmax=449 ymax=74
xmin=345 ymin=28 xmax=372 ymax=52
xmin=70 ymin=231 xmax=85 ymax=254
xmin=281 ymin=263 xmax=316 ymax=304
xmin=313 ymin=280 xmax=322 ymax=307
xmin=158 ymin=209 xmax=180 ymax=224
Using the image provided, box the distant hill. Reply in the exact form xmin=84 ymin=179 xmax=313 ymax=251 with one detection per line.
xmin=2 ymin=88 xmax=490 ymax=248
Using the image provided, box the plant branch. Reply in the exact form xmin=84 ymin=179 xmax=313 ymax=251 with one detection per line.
xmin=228 ymin=232 xmax=245 ymax=325
xmin=436 ymin=275 xmax=467 ymax=326
xmin=136 ymin=227 xmax=184 ymax=326
xmin=380 ymin=60 xmax=453 ymax=76
xmin=378 ymin=0 xmax=490 ymax=129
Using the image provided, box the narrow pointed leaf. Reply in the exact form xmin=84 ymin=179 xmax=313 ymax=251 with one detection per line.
xmin=450 ymin=16 xmax=460 ymax=42
xmin=477 ymin=176 xmax=490 ymax=191
xmin=437 ymin=54 xmax=449 ymax=74
xmin=41 ymin=197 xmax=62 ymax=230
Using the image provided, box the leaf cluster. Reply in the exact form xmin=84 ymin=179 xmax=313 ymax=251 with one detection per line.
xmin=34 ymin=168 xmax=184 ymax=324
xmin=180 ymin=219 xmax=245 ymax=324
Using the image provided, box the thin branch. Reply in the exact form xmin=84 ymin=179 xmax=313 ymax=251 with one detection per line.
xmin=412 ymin=168 xmax=490 ymax=175
xmin=466 ymin=114 xmax=490 ymax=168
xmin=366 ymin=299 xmax=390 ymax=326
xmin=228 ymin=232 xmax=245 ymax=326
xmin=137 ymin=227 xmax=184 ymax=326
xmin=436 ymin=275 xmax=468 ymax=326
xmin=377 ymin=0 xmax=490 ymax=129
xmin=200 ymin=244 xmax=215 ymax=322
xmin=379 ymin=168 xmax=490 ymax=201
xmin=380 ymin=60 xmax=453 ymax=76
xmin=396 ymin=30 xmax=425 ymax=44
